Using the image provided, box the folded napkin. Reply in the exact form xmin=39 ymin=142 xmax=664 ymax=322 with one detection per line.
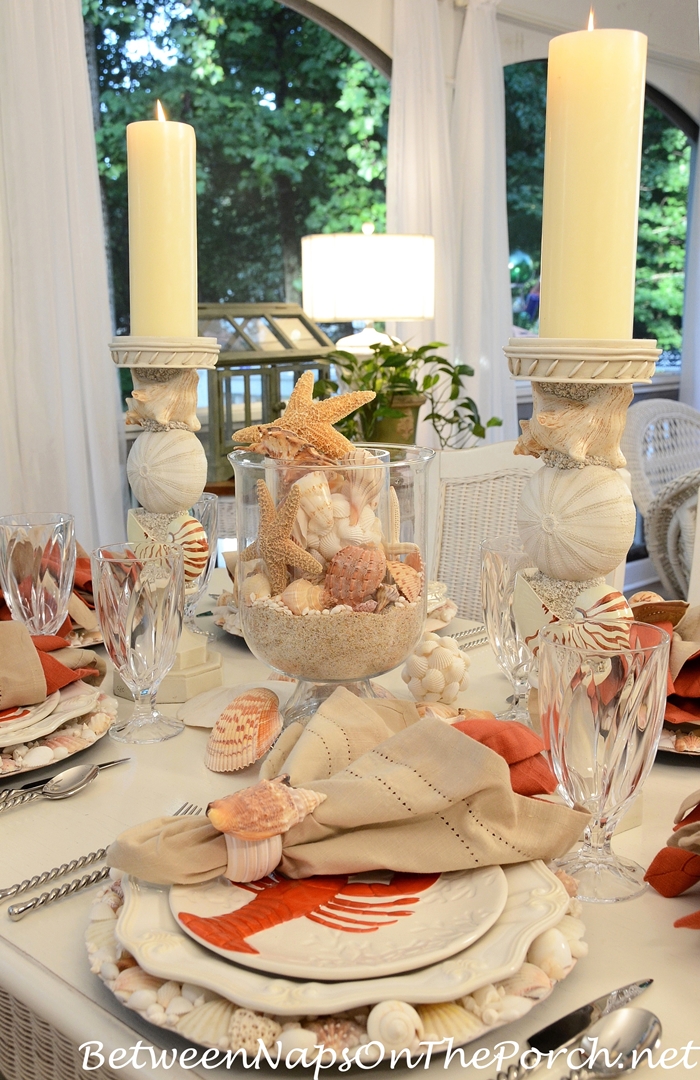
xmin=0 ymin=542 xmax=97 ymax=641
xmin=644 ymin=787 xmax=700 ymax=929
xmin=0 ymin=621 xmax=105 ymax=713
xmin=108 ymin=688 xmax=588 ymax=885
xmin=634 ymin=605 xmax=700 ymax=731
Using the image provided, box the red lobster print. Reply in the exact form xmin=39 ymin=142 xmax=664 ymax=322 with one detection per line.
xmin=178 ymin=872 xmax=440 ymax=955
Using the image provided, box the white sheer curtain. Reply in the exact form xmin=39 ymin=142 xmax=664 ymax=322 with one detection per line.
xmin=680 ymin=141 xmax=700 ymax=409
xmin=0 ymin=0 xmax=126 ymax=548
xmin=451 ymin=0 xmax=517 ymax=440
xmin=386 ymin=0 xmax=455 ymax=447
xmin=386 ymin=0 xmax=518 ymax=443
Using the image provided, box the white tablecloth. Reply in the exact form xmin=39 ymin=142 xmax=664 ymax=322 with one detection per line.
xmin=0 ymin=575 xmax=698 ymax=1078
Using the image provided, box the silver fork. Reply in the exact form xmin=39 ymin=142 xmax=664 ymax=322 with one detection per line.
xmin=5 ymin=802 xmax=202 ymax=921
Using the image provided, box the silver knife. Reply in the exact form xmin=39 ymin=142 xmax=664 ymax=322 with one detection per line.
xmin=0 ymin=757 xmax=130 ymax=801
xmin=494 ymin=978 xmax=652 ymax=1080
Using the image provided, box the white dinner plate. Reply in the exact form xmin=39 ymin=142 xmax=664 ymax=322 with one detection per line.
xmin=116 ymin=861 xmax=567 ymax=1014
xmin=169 ymin=866 xmax=507 ymax=981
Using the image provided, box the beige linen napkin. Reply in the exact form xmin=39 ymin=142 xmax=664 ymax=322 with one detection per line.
xmin=108 ymin=687 xmax=589 ymax=884
xmin=0 ymin=622 xmax=46 ymax=709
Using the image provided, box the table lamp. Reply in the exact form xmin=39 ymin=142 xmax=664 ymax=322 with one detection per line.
xmin=301 ymin=225 xmax=435 ymax=354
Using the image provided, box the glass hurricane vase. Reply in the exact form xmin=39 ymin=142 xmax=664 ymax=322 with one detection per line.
xmin=539 ymin=619 xmax=670 ymax=902
xmin=229 ymin=444 xmax=434 ymax=725
xmin=92 ymin=543 xmax=185 ymax=744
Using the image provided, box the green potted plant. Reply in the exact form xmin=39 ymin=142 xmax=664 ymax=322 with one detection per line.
xmin=315 ymin=339 xmax=502 ymax=446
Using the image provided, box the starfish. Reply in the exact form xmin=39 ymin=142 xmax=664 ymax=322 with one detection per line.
xmin=234 ymin=371 xmax=375 ymax=459
xmin=241 ymin=480 xmax=323 ymax=595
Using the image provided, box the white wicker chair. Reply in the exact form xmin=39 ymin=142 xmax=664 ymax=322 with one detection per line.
xmin=620 ymin=399 xmax=700 ymax=516
xmin=426 ymin=442 xmax=541 ymax=621
xmin=644 ymin=468 xmax=700 ymax=601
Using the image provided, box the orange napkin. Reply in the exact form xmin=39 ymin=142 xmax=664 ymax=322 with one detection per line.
xmin=645 ymin=788 xmax=700 ymax=929
xmin=0 ymin=542 xmax=95 ymax=638
xmin=451 ymin=717 xmax=558 ymax=797
xmin=0 ymin=622 xmax=103 ymax=713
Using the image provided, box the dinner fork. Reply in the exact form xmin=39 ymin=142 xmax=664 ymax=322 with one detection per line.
xmin=5 ymin=802 xmax=202 ymax=921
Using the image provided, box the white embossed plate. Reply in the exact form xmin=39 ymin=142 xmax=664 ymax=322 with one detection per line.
xmin=169 ymin=866 xmax=508 ymax=980
xmin=117 ymin=861 xmax=567 ymax=1013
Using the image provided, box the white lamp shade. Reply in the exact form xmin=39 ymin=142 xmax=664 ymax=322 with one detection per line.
xmin=301 ymin=233 xmax=435 ymax=322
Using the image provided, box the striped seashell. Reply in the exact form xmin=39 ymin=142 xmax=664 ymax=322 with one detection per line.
xmin=306 ymin=1018 xmax=367 ymax=1053
xmin=546 ymin=618 xmax=631 ymax=653
xmin=176 ymin=999 xmax=236 ymax=1048
xmin=228 ymin=1010 xmax=282 ymax=1054
xmin=498 ymin=962 xmax=552 ymax=1000
xmin=167 ymin=515 xmax=209 ymax=582
xmin=204 ymin=689 xmax=282 ymax=773
xmin=375 ymin=582 xmax=400 ymax=612
xmin=367 ymin=1001 xmax=423 ymax=1053
xmin=574 ymin=585 xmax=633 ymax=622
xmin=131 ymin=540 xmax=169 ymax=563
xmin=417 ymin=1002 xmax=483 ymax=1043
xmin=44 ymin=733 xmax=90 ymax=754
xmin=127 ymin=429 xmax=208 ymax=515
xmin=207 ymin=774 xmax=327 ymax=839
xmin=294 ymin=472 xmax=334 ymax=535
xmin=387 ymin=561 xmax=422 ymax=603
xmin=224 ymin=834 xmax=282 ymax=882
xmin=517 ymin=465 xmax=636 ymax=581
xmin=280 ymin=578 xmax=328 ymax=615
xmin=325 ymin=545 xmax=387 ymax=609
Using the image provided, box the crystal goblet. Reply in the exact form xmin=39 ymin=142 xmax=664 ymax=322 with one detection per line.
xmin=0 ymin=513 xmax=76 ymax=636
xmin=183 ymin=492 xmax=218 ymax=638
xmin=539 ymin=619 xmax=670 ymax=902
xmin=480 ymin=534 xmax=534 ymax=723
xmin=91 ymin=543 xmax=185 ymax=744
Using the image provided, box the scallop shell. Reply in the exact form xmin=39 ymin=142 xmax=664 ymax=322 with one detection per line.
xmin=405 ymin=653 xmax=429 ymax=679
xmin=85 ymin=919 xmax=117 ymax=954
xmin=366 ymin=1001 xmax=424 ymax=1053
xmin=294 ymin=472 xmax=334 ymax=535
xmin=414 ymin=702 xmax=460 ymax=720
xmin=167 ymin=515 xmax=209 ymax=582
xmin=204 ymin=688 xmax=282 ymax=773
xmin=224 ymin=834 xmax=283 ymax=882
xmin=417 ymin=1002 xmax=483 ymax=1042
xmin=387 ymin=561 xmax=422 ymax=602
xmin=228 ymin=1009 xmax=282 ymax=1053
xmin=43 ymin=733 xmax=89 ymax=754
xmin=177 ymin=999 xmax=236 ymax=1047
xmin=517 ymin=465 xmax=636 ymax=581
xmin=280 ymin=578 xmax=328 ymax=615
xmin=325 ymin=545 xmax=386 ymax=609
xmin=207 ymin=775 xmax=327 ymax=839
xmin=526 ymin=928 xmax=573 ymax=981
xmin=241 ymin=572 xmax=272 ymax=605
xmin=498 ymin=962 xmax=552 ymax=1000
xmin=127 ymin=430 xmax=208 ymax=515
xmin=340 ymin=448 xmax=385 ymax=525
xmin=113 ymin=967 xmax=162 ymax=997
xmin=306 ymin=1018 xmax=367 ymax=1053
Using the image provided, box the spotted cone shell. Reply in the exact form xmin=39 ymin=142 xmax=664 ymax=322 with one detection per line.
xmin=204 ymin=689 xmax=282 ymax=773
xmin=207 ymin=775 xmax=327 ymax=839
xmin=325 ymin=545 xmax=386 ymax=609
xmin=387 ymin=560 xmax=422 ymax=602
xmin=167 ymin=515 xmax=209 ymax=582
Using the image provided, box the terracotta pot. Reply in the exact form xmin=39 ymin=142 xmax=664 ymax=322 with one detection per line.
xmin=373 ymin=394 xmax=427 ymax=444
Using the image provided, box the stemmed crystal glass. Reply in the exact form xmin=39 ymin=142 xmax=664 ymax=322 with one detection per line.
xmin=481 ymin=534 xmax=533 ymax=723
xmin=539 ymin=619 xmax=670 ymax=902
xmin=91 ymin=543 xmax=185 ymax=744
xmin=183 ymin=492 xmax=218 ymax=637
xmin=0 ymin=513 xmax=76 ymax=636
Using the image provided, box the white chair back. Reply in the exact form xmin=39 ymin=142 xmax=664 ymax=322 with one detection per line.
xmin=426 ymin=442 xmax=541 ymax=620
xmin=621 ymin=399 xmax=700 ymax=517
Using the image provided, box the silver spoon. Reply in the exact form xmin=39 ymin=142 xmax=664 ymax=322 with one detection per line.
xmin=563 ymin=1006 xmax=661 ymax=1079
xmin=0 ymin=762 xmax=102 ymax=814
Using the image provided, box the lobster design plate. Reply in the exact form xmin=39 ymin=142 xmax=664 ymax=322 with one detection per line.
xmin=170 ymin=866 xmax=507 ymax=980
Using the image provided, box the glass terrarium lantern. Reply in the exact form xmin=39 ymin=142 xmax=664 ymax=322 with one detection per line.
xmin=229 ymin=444 xmax=434 ymax=724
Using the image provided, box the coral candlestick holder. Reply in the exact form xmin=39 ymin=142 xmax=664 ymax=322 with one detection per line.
xmin=504 ymin=336 xmax=660 ymax=643
xmin=111 ymin=334 xmax=223 ymax=701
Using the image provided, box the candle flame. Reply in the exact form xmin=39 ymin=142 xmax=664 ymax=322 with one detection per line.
xmin=156 ymin=100 xmax=167 ymax=122
xmin=587 ymin=7 xmax=595 ymax=30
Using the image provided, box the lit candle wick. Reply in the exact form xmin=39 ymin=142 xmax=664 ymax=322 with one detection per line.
xmin=587 ymin=8 xmax=595 ymax=31
xmin=156 ymin=100 xmax=167 ymax=122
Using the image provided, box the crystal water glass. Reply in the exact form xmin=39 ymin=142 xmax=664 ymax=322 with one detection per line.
xmin=92 ymin=544 xmax=185 ymax=744
xmin=539 ymin=619 xmax=670 ymax=902
xmin=183 ymin=492 xmax=218 ymax=638
xmin=481 ymin=534 xmax=533 ymax=723
xmin=0 ymin=513 xmax=76 ymax=636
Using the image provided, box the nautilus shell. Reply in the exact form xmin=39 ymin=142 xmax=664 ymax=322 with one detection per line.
xmin=127 ymin=430 xmax=208 ymax=515
xmin=517 ymin=465 xmax=636 ymax=581
xmin=167 ymin=515 xmax=209 ymax=582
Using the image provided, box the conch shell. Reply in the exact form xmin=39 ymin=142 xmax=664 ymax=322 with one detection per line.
xmin=515 ymin=382 xmax=633 ymax=468
xmin=325 ymin=545 xmax=386 ymax=609
xmin=280 ymin=578 xmax=328 ymax=614
xmin=207 ymin=775 xmax=326 ymax=839
xmin=125 ymin=368 xmax=201 ymax=432
xmin=204 ymin=688 xmax=282 ymax=773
